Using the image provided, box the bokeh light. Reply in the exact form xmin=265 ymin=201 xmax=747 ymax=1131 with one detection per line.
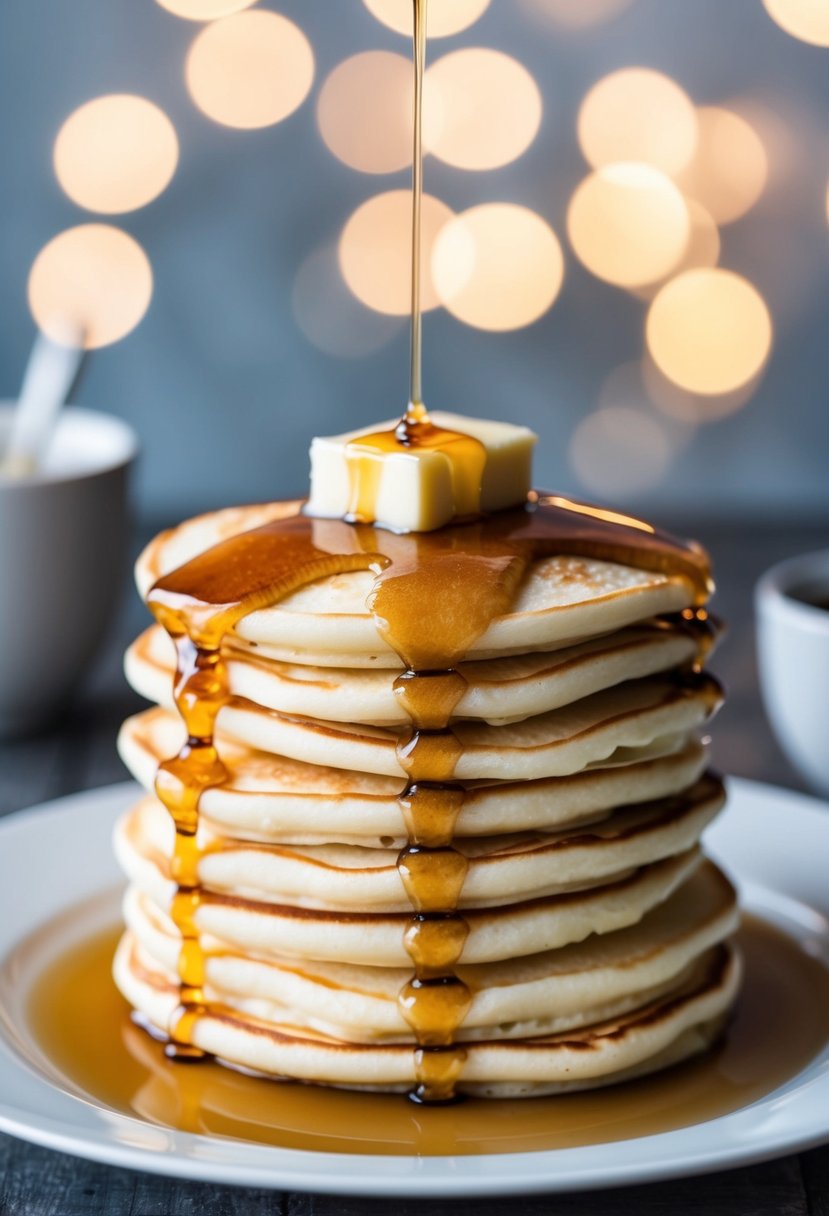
xmin=362 ymin=0 xmax=491 ymax=37
xmin=677 ymin=107 xmax=768 ymax=225
xmin=339 ymin=190 xmax=453 ymax=315
xmin=569 ymin=406 xmax=673 ymax=497
xmin=28 ymin=225 xmax=153 ymax=349
xmin=53 ymin=95 xmax=178 ymax=215
xmin=425 ymin=49 xmax=542 ymax=171
xmin=675 ymin=199 xmax=720 ymax=271
xmin=292 ymin=244 xmax=404 ymax=358
xmin=567 ymin=163 xmax=690 ymax=288
xmin=643 ymin=353 xmax=761 ymax=423
xmin=186 ymin=11 xmax=314 ymax=129
xmin=598 ymin=361 xmax=694 ymax=450
xmin=735 ymin=100 xmax=801 ymax=191
xmin=519 ymin=0 xmax=634 ymax=28
xmin=578 ymin=68 xmax=697 ymax=176
xmin=597 ymin=361 xmax=652 ymax=414
xmin=155 ymin=0 xmax=256 ymax=19
xmin=763 ymin=0 xmax=829 ymax=46
xmin=632 ymin=199 xmax=720 ymax=300
xmin=317 ymin=52 xmax=414 ymax=174
xmin=432 ymin=203 xmax=564 ymax=331
xmin=646 ymin=268 xmax=772 ymax=395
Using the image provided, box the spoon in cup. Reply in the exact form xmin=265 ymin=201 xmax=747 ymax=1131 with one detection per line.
xmin=0 ymin=325 xmax=86 ymax=477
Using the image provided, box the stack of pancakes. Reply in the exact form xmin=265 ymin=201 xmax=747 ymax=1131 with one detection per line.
xmin=114 ymin=501 xmax=740 ymax=1097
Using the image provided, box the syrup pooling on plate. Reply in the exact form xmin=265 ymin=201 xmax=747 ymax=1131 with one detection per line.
xmin=27 ymin=914 xmax=829 ymax=1154
xmin=147 ymin=495 xmax=712 ymax=1097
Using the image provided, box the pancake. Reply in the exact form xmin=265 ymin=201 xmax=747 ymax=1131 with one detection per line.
xmin=114 ymin=775 xmax=724 ymax=912
xmin=114 ymin=835 xmax=703 ymax=967
xmin=125 ymin=640 xmax=721 ymax=780
xmin=114 ymin=484 xmax=735 ymax=1099
xmin=128 ymin=618 xmax=713 ymax=726
xmin=122 ymin=860 xmax=738 ymax=1043
xmin=134 ymin=502 xmax=700 ymax=666
xmin=119 ymin=708 xmax=710 ymax=845
xmin=113 ymin=931 xmax=740 ymax=1094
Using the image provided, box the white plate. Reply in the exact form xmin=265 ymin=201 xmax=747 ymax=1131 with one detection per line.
xmin=0 ymin=778 xmax=827 ymax=1197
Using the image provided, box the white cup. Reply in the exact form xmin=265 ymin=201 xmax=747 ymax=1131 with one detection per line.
xmin=0 ymin=403 xmax=138 ymax=738
xmin=756 ymin=549 xmax=829 ymax=799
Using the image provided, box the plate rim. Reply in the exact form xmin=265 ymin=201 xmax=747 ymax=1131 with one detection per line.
xmin=0 ymin=777 xmax=827 ymax=1197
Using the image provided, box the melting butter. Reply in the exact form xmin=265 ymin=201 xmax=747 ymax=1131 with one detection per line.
xmin=306 ymin=411 xmax=537 ymax=533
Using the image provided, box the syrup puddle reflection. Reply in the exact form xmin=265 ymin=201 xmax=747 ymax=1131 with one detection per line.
xmin=16 ymin=908 xmax=829 ymax=1157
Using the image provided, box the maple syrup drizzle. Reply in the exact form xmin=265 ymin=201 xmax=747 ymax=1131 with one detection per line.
xmin=148 ymin=526 xmax=384 ymax=1059
xmin=393 ymin=665 xmax=471 ymax=1102
xmin=152 ymin=637 xmax=227 ymax=1059
xmin=26 ymin=913 xmax=829 ymax=1154
xmin=344 ymin=422 xmax=488 ymax=528
xmin=343 ymin=0 xmax=488 ymax=533
xmin=145 ymin=4 xmax=715 ymax=1082
xmin=675 ymin=606 xmax=720 ymax=672
xmin=408 ymin=0 xmax=427 ymax=418
xmin=147 ymin=496 xmax=711 ymax=1097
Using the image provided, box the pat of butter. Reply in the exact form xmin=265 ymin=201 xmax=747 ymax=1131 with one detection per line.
xmin=306 ymin=412 xmax=537 ymax=532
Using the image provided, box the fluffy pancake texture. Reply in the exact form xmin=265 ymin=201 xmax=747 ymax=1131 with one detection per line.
xmin=114 ymin=933 xmax=739 ymax=1095
xmin=119 ymin=861 xmax=737 ymax=1043
xmin=114 ymin=498 xmax=738 ymax=1096
xmin=134 ymin=503 xmax=700 ymax=666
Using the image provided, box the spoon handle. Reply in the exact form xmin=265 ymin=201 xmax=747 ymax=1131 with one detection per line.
xmin=1 ymin=329 xmax=86 ymax=477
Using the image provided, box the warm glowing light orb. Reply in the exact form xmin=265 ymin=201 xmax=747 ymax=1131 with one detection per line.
xmin=597 ymin=362 xmax=650 ymax=414
xmin=362 ymin=0 xmax=491 ymax=37
xmin=677 ymin=106 xmax=768 ymax=225
xmin=677 ymin=199 xmax=721 ymax=272
xmin=53 ymin=95 xmax=178 ymax=215
xmin=28 ymin=225 xmax=153 ymax=349
xmin=643 ymin=353 xmax=760 ymax=422
xmin=646 ymin=268 xmax=772 ymax=395
xmin=597 ymin=362 xmax=694 ymax=451
xmin=432 ymin=203 xmax=564 ymax=331
xmin=600 ymin=362 xmax=695 ymax=444
xmin=293 ymin=244 xmax=404 ymax=357
xmin=519 ymin=0 xmax=634 ymax=28
xmin=632 ymin=199 xmax=720 ymax=300
xmin=569 ymin=406 xmax=673 ymax=497
xmin=578 ymin=68 xmax=697 ymax=176
xmin=155 ymin=0 xmax=256 ymax=19
xmin=317 ymin=52 xmax=413 ymax=175
xmin=567 ymin=163 xmax=690 ymax=288
xmin=424 ymin=49 xmax=542 ymax=171
xmin=186 ymin=11 xmax=314 ymax=129
xmin=339 ymin=190 xmax=453 ymax=316
xmin=763 ymin=0 xmax=829 ymax=45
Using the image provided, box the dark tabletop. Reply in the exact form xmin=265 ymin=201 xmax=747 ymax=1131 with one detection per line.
xmin=2 ymin=516 xmax=828 ymax=1216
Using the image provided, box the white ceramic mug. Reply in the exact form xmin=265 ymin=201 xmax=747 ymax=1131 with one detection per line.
xmin=756 ymin=548 xmax=829 ymax=799
xmin=0 ymin=403 xmax=138 ymax=738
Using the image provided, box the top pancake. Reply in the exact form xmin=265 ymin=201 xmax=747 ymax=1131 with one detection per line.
xmin=135 ymin=502 xmax=702 ymax=666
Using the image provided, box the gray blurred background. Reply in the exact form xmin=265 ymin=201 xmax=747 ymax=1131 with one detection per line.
xmin=1 ymin=0 xmax=828 ymax=523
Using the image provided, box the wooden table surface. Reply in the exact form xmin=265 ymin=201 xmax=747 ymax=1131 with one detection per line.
xmin=2 ymin=516 xmax=828 ymax=1216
